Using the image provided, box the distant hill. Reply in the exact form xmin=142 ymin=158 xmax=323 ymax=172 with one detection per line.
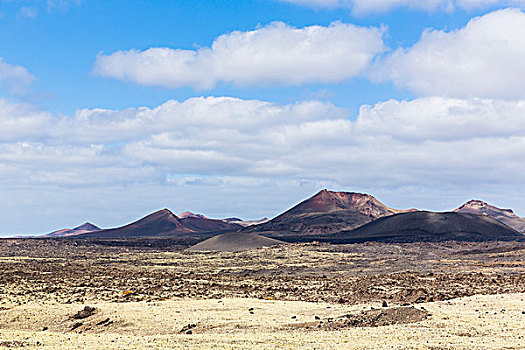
xmin=82 ymin=209 xmax=241 ymax=238
xmin=327 ymin=211 xmax=522 ymax=243
xmin=187 ymin=232 xmax=285 ymax=252
xmin=223 ymin=217 xmax=270 ymax=227
xmin=45 ymin=222 xmax=101 ymax=237
xmin=178 ymin=211 xmax=208 ymax=220
xmin=454 ymin=200 xmax=525 ymax=233
xmin=244 ymin=189 xmax=414 ymax=239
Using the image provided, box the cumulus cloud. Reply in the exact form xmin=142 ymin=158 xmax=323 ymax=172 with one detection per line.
xmin=94 ymin=22 xmax=385 ymax=89
xmin=0 ymin=58 xmax=35 ymax=94
xmin=371 ymin=9 xmax=525 ymax=99
xmin=1 ymin=95 xmax=525 ymax=234
xmin=0 ymin=99 xmax=51 ymax=140
xmin=280 ymin=0 xmax=525 ymax=12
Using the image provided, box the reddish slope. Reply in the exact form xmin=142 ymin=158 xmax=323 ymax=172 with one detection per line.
xmin=84 ymin=209 xmax=192 ymax=238
xmin=82 ymin=209 xmax=241 ymax=238
xmin=45 ymin=222 xmax=101 ymax=237
xmin=283 ymin=189 xmax=409 ymax=218
xmin=245 ymin=189 xmax=414 ymax=237
xmin=180 ymin=216 xmax=242 ymax=232
xmin=454 ymin=200 xmax=525 ymax=233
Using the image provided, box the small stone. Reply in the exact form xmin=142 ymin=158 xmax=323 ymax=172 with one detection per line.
xmin=314 ymin=316 xmax=320 ymax=320
xmin=382 ymin=301 xmax=388 ymax=308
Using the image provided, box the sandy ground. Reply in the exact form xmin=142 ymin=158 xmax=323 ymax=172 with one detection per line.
xmin=0 ymin=293 xmax=524 ymax=349
xmin=1 ymin=239 xmax=524 ymax=349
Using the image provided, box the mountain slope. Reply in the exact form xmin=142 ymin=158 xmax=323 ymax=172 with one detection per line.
xmin=84 ymin=209 xmax=192 ymax=238
xmin=179 ymin=216 xmax=242 ymax=233
xmin=244 ymin=189 xmax=414 ymax=238
xmin=328 ymin=211 xmax=522 ymax=243
xmin=187 ymin=232 xmax=285 ymax=252
xmin=83 ymin=209 xmax=241 ymax=238
xmin=454 ymin=200 xmax=525 ymax=233
xmin=45 ymin=222 xmax=101 ymax=237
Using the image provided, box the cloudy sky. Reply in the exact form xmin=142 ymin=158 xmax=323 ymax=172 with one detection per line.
xmin=1 ymin=0 xmax=525 ymax=236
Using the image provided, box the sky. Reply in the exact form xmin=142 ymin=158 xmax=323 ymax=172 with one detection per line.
xmin=1 ymin=0 xmax=525 ymax=236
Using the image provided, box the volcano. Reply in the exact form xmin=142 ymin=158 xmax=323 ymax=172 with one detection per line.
xmin=454 ymin=200 xmax=525 ymax=233
xmin=244 ymin=189 xmax=414 ymax=239
xmin=328 ymin=211 xmax=522 ymax=243
xmin=45 ymin=222 xmax=101 ymax=237
xmin=187 ymin=232 xmax=285 ymax=252
xmin=82 ymin=209 xmax=241 ymax=238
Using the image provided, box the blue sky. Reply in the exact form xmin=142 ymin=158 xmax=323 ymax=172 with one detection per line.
xmin=0 ymin=0 xmax=485 ymax=115
xmin=1 ymin=0 xmax=525 ymax=235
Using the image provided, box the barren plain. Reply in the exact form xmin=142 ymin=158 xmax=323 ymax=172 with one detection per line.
xmin=1 ymin=238 xmax=524 ymax=349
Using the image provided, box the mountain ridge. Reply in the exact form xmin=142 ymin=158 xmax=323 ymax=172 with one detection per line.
xmin=454 ymin=200 xmax=525 ymax=233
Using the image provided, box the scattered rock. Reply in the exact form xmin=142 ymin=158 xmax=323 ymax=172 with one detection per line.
xmin=73 ymin=306 xmax=96 ymax=319
xmin=42 ymin=326 xmax=48 ymax=331
xmin=180 ymin=323 xmax=197 ymax=333
xmin=96 ymin=318 xmax=111 ymax=326
xmin=382 ymin=301 xmax=388 ymax=307
xmin=289 ymin=306 xmax=430 ymax=331
xmin=342 ymin=306 xmax=429 ymax=328
xmin=0 ymin=341 xmax=31 ymax=348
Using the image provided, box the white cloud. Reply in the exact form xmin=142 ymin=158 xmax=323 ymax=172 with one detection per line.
xmin=94 ymin=22 xmax=385 ymax=89
xmin=1 ymin=95 xmax=525 ymax=235
xmin=371 ymin=9 xmax=525 ymax=99
xmin=0 ymin=58 xmax=35 ymax=94
xmin=0 ymin=99 xmax=51 ymax=140
xmin=280 ymin=0 xmax=525 ymax=12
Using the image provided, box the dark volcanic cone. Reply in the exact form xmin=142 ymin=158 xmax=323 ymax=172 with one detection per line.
xmin=187 ymin=232 xmax=285 ymax=252
xmin=73 ymin=222 xmax=100 ymax=231
xmin=454 ymin=200 xmax=525 ymax=233
xmin=328 ymin=211 xmax=522 ymax=243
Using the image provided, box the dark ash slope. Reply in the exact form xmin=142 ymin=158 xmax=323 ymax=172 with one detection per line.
xmin=327 ymin=211 xmax=522 ymax=243
xmin=187 ymin=232 xmax=285 ymax=252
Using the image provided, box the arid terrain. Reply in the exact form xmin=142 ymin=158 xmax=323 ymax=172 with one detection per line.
xmin=0 ymin=238 xmax=524 ymax=349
